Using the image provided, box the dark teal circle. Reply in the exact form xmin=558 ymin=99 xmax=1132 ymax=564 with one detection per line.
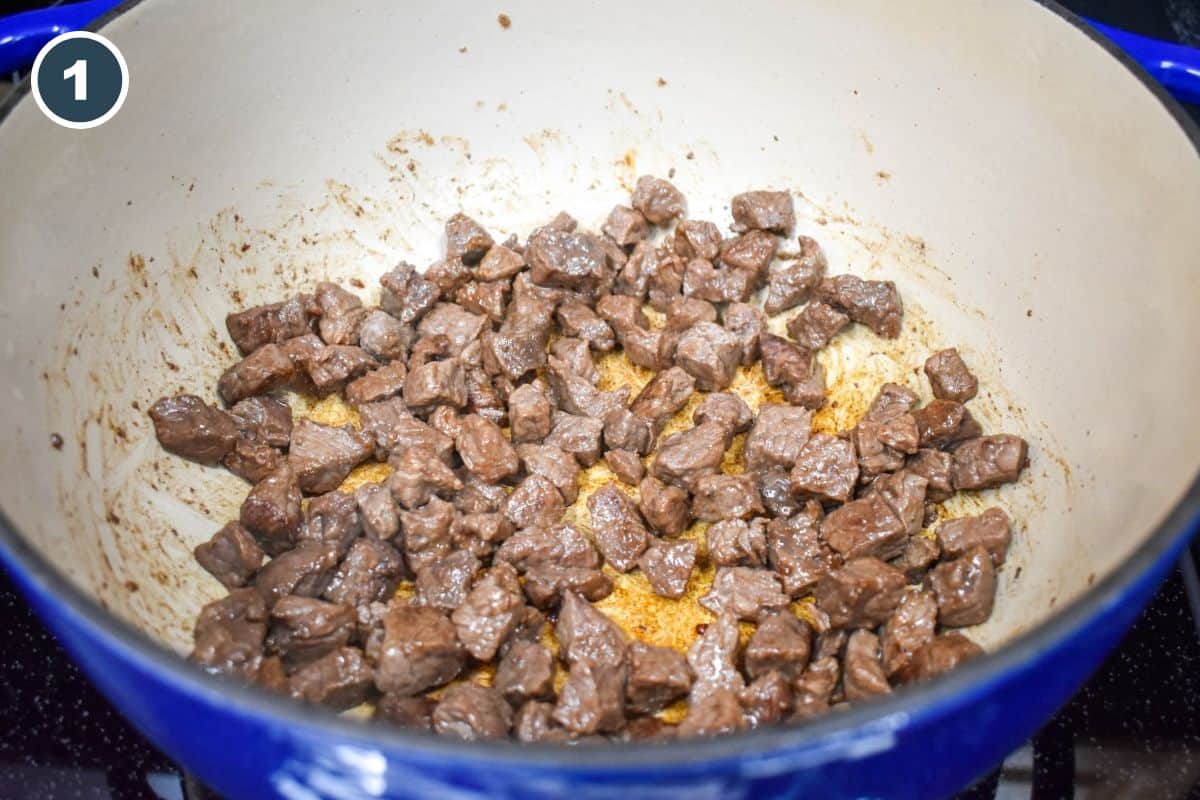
xmin=36 ymin=37 xmax=124 ymax=124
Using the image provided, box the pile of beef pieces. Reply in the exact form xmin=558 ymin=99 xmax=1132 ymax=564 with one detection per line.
xmin=149 ymin=175 xmax=1029 ymax=742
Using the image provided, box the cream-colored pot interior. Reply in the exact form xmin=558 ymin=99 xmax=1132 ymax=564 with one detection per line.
xmin=0 ymin=0 xmax=1198 ymax=670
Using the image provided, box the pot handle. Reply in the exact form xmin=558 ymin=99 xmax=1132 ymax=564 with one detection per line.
xmin=1085 ymin=18 xmax=1200 ymax=105
xmin=0 ymin=0 xmax=122 ymax=77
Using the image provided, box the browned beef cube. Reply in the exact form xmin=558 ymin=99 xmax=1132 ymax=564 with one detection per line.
xmin=549 ymin=337 xmax=600 ymax=384
xmin=601 ymin=205 xmax=649 ymax=246
xmin=453 ymin=414 xmax=519 ymax=484
xmin=678 ymin=688 xmax=745 ymax=737
xmin=267 ymin=595 xmax=354 ymax=667
xmin=706 ymin=518 xmax=767 ymax=567
xmin=343 ymin=361 xmax=407 ymax=407
xmin=511 ymin=445 xmax=579 ymax=507
xmin=526 ymin=228 xmax=608 ymax=292
xmin=314 ymin=282 xmax=366 ymax=346
xmin=445 ymin=213 xmax=494 ymax=263
xmin=455 ymin=280 xmax=509 ymax=322
xmin=449 ymin=563 xmax=527 ymax=660
xmin=434 ymin=685 xmax=513 ymax=740
xmin=508 ymin=383 xmax=553 ymax=444
xmin=545 ymin=412 xmax=604 ymax=466
xmin=413 ymin=552 xmax=481 ymax=613
xmin=682 ymin=258 xmax=756 ymax=303
xmin=951 ymin=435 xmax=1029 ymax=490
xmin=513 ymin=701 xmax=572 ymax=743
xmin=745 ymin=611 xmax=811 ymax=681
xmin=288 ymin=646 xmax=373 ymax=710
xmin=652 ymin=422 xmax=728 ymax=489
xmin=816 ymin=275 xmax=902 ymax=338
xmin=814 ymin=558 xmax=906 ymax=629
xmin=403 ymin=358 xmax=468 ymax=410
xmin=913 ymin=399 xmax=982 ymax=449
xmin=323 ymin=537 xmax=406 ymax=608
xmin=299 ymin=345 xmax=377 ymax=395
xmin=387 ymin=446 xmax=462 ymax=509
xmin=851 ymin=419 xmax=906 ymax=479
xmin=789 ymin=656 xmax=839 ymax=719
xmin=731 ymin=190 xmax=794 ymax=234
xmin=523 ymin=565 xmax=614 ymax=608
xmin=787 ymin=302 xmax=850 ymax=350
xmin=480 ymin=328 xmax=546 ymax=382
xmin=240 ymin=466 xmax=303 ymax=556
xmin=399 ymin=498 xmax=457 ymax=573
xmin=923 ymin=347 xmax=978 ymax=402
xmin=358 ymin=399 xmax=442 ymax=461
xmin=891 ymin=535 xmax=941 ymax=583
xmin=354 ymin=482 xmax=399 ymax=540
xmin=380 ymin=263 xmax=439 ymax=325
xmin=759 ymin=334 xmax=826 ymax=410
xmin=766 ymin=503 xmax=838 ymax=596
xmin=880 ymin=588 xmax=938 ymax=677
xmin=613 ymin=240 xmax=652 ymax=300
xmin=765 ymin=257 xmax=825 ymax=317
xmin=928 ymin=546 xmax=997 ymax=627
xmin=637 ymin=539 xmax=697 ymax=599
xmin=637 ymin=476 xmax=692 ymax=538
xmin=495 ymin=641 xmax=555 ymax=705
xmin=736 ymin=671 xmax=791 ymax=728
xmin=554 ymin=660 xmax=627 ymax=735
xmin=629 ymin=366 xmax=695 ymax=432
xmin=191 ymin=588 xmax=268 ymax=680
xmin=664 ymin=297 xmax=717 ymax=333
xmin=477 ymin=243 xmax=526 ymax=281
xmin=822 ymin=494 xmax=907 ymax=561
xmin=868 ymin=470 xmax=929 ymax=536
xmin=908 ymin=448 xmax=954 ymax=502
xmin=587 ymin=483 xmax=651 ymax=573
xmin=604 ymin=449 xmax=645 ymax=486
xmin=674 ymin=220 xmax=722 ymax=260
xmin=757 ymin=466 xmax=802 ymax=519
xmin=371 ymin=604 xmax=464 ymax=695
xmin=374 ymin=694 xmax=435 ymax=730
xmin=556 ymin=302 xmax=616 ymax=352
xmin=545 ymin=357 xmax=629 ymax=418
xmin=790 ymin=432 xmax=858 ymax=503
xmin=692 ymin=474 xmax=764 ymax=522
xmin=217 ymin=344 xmax=296 ymax=405
xmin=149 ymin=394 xmax=240 ymax=465
xmin=230 ymin=396 xmax=293 ymax=448
xmin=632 ymin=175 xmax=686 ymax=224
xmin=938 ymin=508 xmax=1012 ymax=565
xmin=506 ymin=280 xmax=558 ymax=331
xmin=722 ymin=301 xmax=766 ymax=365
xmin=744 ymin=404 xmax=812 ymax=472
xmin=687 ymin=611 xmax=744 ymax=695
xmin=626 ymin=642 xmax=692 ymax=714
xmin=358 ymin=309 xmax=412 ymax=362
xmin=646 ymin=252 xmax=688 ymax=312
xmin=417 ymin=302 xmax=487 ymax=356
xmin=287 ymin=419 xmax=373 ymax=494
xmin=673 ymin=322 xmax=742 ymax=392
xmin=451 ymin=512 xmax=512 ymax=555
xmin=700 ymin=567 xmax=789 ymax=621
xmin=296 ymin=490 xmax=361 ymax=556
xmin=223 ymin=436 xmax=283 ymax=484
xmin=595 ymin=293 xmax=648 ymax=336
xmin=424 ymin=257 xmax=472 ymax=299
xmin=254 ymin=542 xmax=340 ymax=608
xmin=226 ymin=296 xmax=313 ymax=355
xmin=555 ymin=590 xmax=628 ymax=669
xmin=896 ymin=632 xmax=983 ymax=683
xmin=453 ymin=474 xmax=509 ymax=515
xmin=842 ymin=629 xmax=890 ymax=701
xmin=693 ymin=392 xmax=753 ymax=436
xmin=503 ymin=474 xmax=564 ymax=531
xmin=863 ymin=382 xmax=919 ymax=424
xmin=495 ymin=523 xmax=599 ymax=571
xmin=718 ymin=230 xmax=777 ymax=282
xmin=195 ymin=522 xmax=264 ymax=589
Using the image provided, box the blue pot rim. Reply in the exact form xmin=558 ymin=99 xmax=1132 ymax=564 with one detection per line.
xmin=0 ymin=0 xmax=1198 ymax=772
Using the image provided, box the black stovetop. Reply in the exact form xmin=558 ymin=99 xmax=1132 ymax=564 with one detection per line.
xmin=2 ymin=1 xmax=1200 ymax=798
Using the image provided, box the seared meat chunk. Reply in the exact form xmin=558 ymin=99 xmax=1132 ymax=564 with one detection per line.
xmin=678 ymin=688 xmax=745 ymax=737
xmin=455 ymin=414 xmax=519 ymax=483
xmin=693 ymin=392 xmax=753 ymax=436
xmin=554 ymin=658 xmax=627 ymax=735
xmin=403 ymin=358 xmax=468 ymax=410
xmin=928 ymin=546 xmax=997 ymax=627
xmin=417 ymin=302 xmax=487 ymax=356
xmin=682 ymin=257 xmax=756 ymax=303
xmin=556 ymin=301 xmax=616 ymax=351
xmin=399 ymin=497 xmax=457 ymax=573
xmin=223 ymin=435 xmax=284 ymax=484
xmin=150 ymin=394 xmax=240 ymax=465
xmin=908 ymin=448 xmax=955 ymax=502
xmin=253 ymin=542 xmax=340 ymax=608
xmin=868 ymin=470 xmax=929 ymax=536
xmin=314 ymin=282 xmax=366 ymax=345
xmin=413 ymin=552 xmax=480 ymax=612
xmin=760 ymin=333 xmax=825 ymax=409
xmin=951 ymin=435 xmax=1029 ymax=490
xmin=191 ymin=588 xmax=268 ymax=681
xmin=354 ymin=482 xmax=399 ymax=540
xmin=508 ymin=382 xmax=553 ymax=444
xmin=549 ymin=337 xmax=600 ymax=384
xmin=226 ymin=296 xmax=312 ymax=355
xmin=757 ymin=466 xmax=801 ymax=519
xmin=924 ymin=348 xmax=978 ymax=402
xmin=602 ymin=205 xmax=649 ymax=246
xmin=513 ymin=701 xmax=571 ymax=743
xmin=596 ymin=294 xmax=670 ymax=370
xmin=896 ymin=632 xmax=983 ymax=683
xmin=495 ymin=523 xmax=600 ymax=571
xmin=434 ymin=684 xmax=513 ymax=740
xmin=637 ymin=539 xmax=697 ymax=598
xmin=699 ymin=567 xmax=789 ymax=621
xmin=494 ymin=641 xmax=555 ymax=704
xmin=722 ymin=301 xmax=766 ymax=365
xmin=267 ymin=595 xmax=354 ymax=667
xmin=299 ymin=345 xmax=377 ymax=395
xmin=478 ymin=244 xmax=526 ymax=281
xmin=296 ymin=490 xmax=362 ymax=556
xmin=218 ymin=344 xmax=296 ymax=405
xmin=629 ymin=366 xmax=695 ymax=433
xmin=821 ymin=494 xmax=907 ymax=561
xmin=664 ymin=296 xmax=717 ymax=332
xmin=744 ymin=403 xmax=812 ymax=472
xmin=545 ymin=356 xmax=629 ymax=418
xmin=323 ymin=537 xmax=406 ymax=609
xmin=455 ymin=280 xmax=509 ymax=322
xmin=445 ymin=213 xmax=494 ymax=263
xmin=587 ymin=483 xmax=651 ymax=573
xmin=786 ymin=302 xmax=849 ymax=350
xmin=387 ymin=446 xmax=462 ymax=509
xmin=287 ymin=419 xmax=373 ymax=494
xmin=556 ymin=591 xmax=628 ymax=670
xmin=380 ymin=262 xmax=439 ymax=325
xmin=288 ymin=647 xmax=374 ymax=710
xmin=230 ymin=396 xmax=292 ymax=448
xmin=843 ymin=630 xmax=890 ymax=701
xmin=731 ymin=190 xmax=794 ymax=234
xmin=638 ymin=476 xmax=692 ymax=537
xmin=718 ymin=230 xmax=777 ymax=282
xmin=358 ymin=309 xmax=412 ymax=362
xmin=706 ymin=518 xmax=768 ymax=567
xmin=480 ymin=327 xmax=548 ymax=382
xmin=652 ymin=422 xmax=728 ymax=489
xmin=745 ymin=611 xmax=811 ymax=681
xmin=687 ymin=611 xmax=744 ymax=695
xmin=815 ymin=275 xmax=902 ymax=338
xmin=880 ymin=588 xmax=938 ymax=677
xmin=891 ymin=534 xmax=941 ymax=583
xmin=604 ymin=449 xmax=645 ymax=485
xmin=766 ymin=504 xmax=838 ymax=596
xmin=790 ymin=432 xmax=858 ymax=503
xmin=523 ymin=564 xmax=614 ymax=608
xmin=914 ymin=399 xmax=982 ymax=449
xmin=938 ymin=507 xmax=1012 ymax=565
xmin=195 ymin=522 xmax=265 ymax=589
xmin=674 ymin=220 xmax=722 ymax=260
xmin=359 ymin=398 xmax=452 ymax=461
xmin=344 ymin=361 xmax=407 ymax=407
xmin=631 ymin=175 xmax=686 ymax=224
xmin=517 ymin=442 xmax=581 ymax=504
xmin=240 ymin=466 xmax=304 ymax=556
xmin=527 ymin=228 xmax=608 ymax=292
xmin=814 ymin=558 xmax=906 ymax=629
xmin=372 ymin=604 xmax=465 ymax=695
xmin=424 ymin=257 xmax=472 ymax=299
xmin=792 ymin=656 xmax=840 ymax=718
xmin=627 ymin=642 xmax=692 ymax=714
xmin=674 ymin=322 xmax=742 ymax=391
xmin=451 ymin=563 xmax=527 ymax=660
xmin=375 ymin=694 xmax=435 ymax=730
xmin=545 ymin=411 xmax=604 ymax=467
xmin=692 ymin=474 xmax=764 ymax=522
xmin=503 ymin=474 xmax=565 ymax=531
xmin=741 ymin=671 xmax=794 ymax=728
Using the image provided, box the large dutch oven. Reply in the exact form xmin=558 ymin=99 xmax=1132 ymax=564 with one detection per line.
xmin=0 ymin=1 xmax=1199 ymax=797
